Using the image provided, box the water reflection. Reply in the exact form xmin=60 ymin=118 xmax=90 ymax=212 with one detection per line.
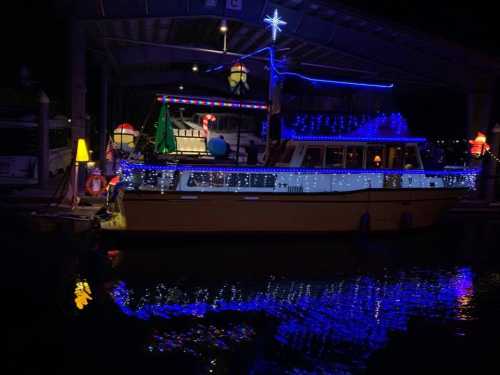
xmin=110 ymin=267 xmax=474 ymax=373
xmin=148 ymin=323 xmax=255 ymax=356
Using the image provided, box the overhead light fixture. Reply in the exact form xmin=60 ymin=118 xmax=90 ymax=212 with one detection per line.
xmin=192 ymin=64 xmax=198 ymax=72
xmin=179 ymin=85 xmax=184 ymax=91
xmin=219 ymin=19 xmax=228 ymax=33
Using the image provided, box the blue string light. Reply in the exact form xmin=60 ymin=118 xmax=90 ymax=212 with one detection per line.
xmin=121 ymin=160 xmax=479 ymax=176
xmin=292 ymin=135 xmax=427 ymax=142
xmin=267 ymin=47 xmax=394 ymax=89
xmin=207 ymin=46 xmax=394 ymax=89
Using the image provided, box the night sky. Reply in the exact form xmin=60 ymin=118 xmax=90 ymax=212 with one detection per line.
xmin=1 ymin=1 xmax=498 ymax=136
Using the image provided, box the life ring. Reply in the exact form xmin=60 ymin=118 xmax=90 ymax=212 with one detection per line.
xmin=85 ymin=175 xmax=107 ymax=197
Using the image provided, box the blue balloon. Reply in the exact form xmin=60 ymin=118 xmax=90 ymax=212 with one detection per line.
xmin=207 ymin=137 xmax=227 ymax=156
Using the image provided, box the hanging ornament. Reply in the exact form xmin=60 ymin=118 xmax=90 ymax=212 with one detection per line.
xmin=468 ymin=131 xmax=490 ymax=158
xmin=228 ymin=63 xmax=249 ymax=96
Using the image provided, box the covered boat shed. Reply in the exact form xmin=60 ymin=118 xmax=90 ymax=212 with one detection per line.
xmin=56 ymin=0 xmax=500 ymax=195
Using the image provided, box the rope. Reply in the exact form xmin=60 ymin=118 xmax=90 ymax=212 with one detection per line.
xmin=486 ymin=149 xmax=500 ymax=164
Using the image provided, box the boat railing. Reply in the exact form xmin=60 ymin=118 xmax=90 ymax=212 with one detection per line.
xmin=120 ymin=161 xmax=480 ymax=193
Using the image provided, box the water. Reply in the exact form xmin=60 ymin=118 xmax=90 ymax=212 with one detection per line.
xmin=110 ymin=268 xmax=475 ymax=374
xmin=5 ymin=218 xmax=500 ymax=374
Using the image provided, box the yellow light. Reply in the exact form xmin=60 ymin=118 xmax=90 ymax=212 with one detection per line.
xmin=74 ymin=280 xmax=93 ymax=310
xmin=76 ymin=138 xmax=90 ymax=163
xmin=219 ymin=19 xmax=228 ymax=33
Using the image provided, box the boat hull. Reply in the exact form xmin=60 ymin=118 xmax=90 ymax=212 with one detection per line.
xmin=106 ymin=188 xmax=468 ymax=233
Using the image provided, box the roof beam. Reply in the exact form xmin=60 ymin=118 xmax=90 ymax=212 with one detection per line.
xmin=122 ymin=70 xmax=226 ymax=89
xmin=300 ymin=46 xmax=325 ymax=60
xmin=228 ymin=25 xmax=250 ymax=50
xmin=237 ymin=28 xmax=267 ymax=53
xmin=155 ymin=18 xmax=171 ymax=43
xmin=287 ymin=41 xmax=309 ymax=56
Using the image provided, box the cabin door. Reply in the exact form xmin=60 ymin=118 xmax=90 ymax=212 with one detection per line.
xmin=383 ymin=174 xmax=402 ymax=189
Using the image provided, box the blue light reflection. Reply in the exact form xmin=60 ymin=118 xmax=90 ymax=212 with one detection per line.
xmin=110 ymin=268 xmax=474 ymax=370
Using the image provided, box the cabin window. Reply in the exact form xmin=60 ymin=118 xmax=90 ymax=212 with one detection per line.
xmin=403 ymin=145 xmax=419 ymax=169
xmin=387 ymin=145 xmax=404 ymax=169
xmin=345 ymin=146 xmax=364 ymax=169
xmin=366 ymin=145 xmax=385 ymax=169
xmin=279 ymin=144 xmax=296 ymax=164
xmin=302 ymin=147 xmax=324 ymax=168
xmin=250 ymin=174 xmax=276 ymax=188
xmin=325 ymin=146 xmax=344 ymax=168
xmin=227 ymin=173 xmax=250 ymax=187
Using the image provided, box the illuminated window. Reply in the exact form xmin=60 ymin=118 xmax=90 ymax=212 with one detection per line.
xmin=302 ymin=147 xmax=324 ymax=168
xmin=325 ymin=146 xmax=344 ymax=168
xmin=366 ymin=145 xmax=384 ymax=169
xmin=345 ymin=146 xmax=364 ymax=169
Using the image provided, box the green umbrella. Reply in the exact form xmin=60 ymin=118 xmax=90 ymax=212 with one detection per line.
xmin=154 ymin=102 xmax=177 ymax=154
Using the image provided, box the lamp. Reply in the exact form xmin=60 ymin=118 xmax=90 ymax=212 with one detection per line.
xmin=219 ymin=20 xmax=228 ymax=52
xmin=219 ymin=19 xmax=228 ymax=33
xmin=76 ymin=138 xmax=90 ymax=162
xmin=72 ymin=138 xmax=91 ymax=209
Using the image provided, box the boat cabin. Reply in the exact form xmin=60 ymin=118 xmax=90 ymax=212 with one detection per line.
xmin=274 ymin=140 xmax=423 ymax=170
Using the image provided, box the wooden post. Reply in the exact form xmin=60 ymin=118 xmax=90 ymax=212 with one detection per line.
xmin=486 ymin=124 xmax=500 ymax=202
xmin=38 ymin=91 xmax=50 ymax=189
xmin=265 ymin=45 xmax=281 ymax=164
xmin=99 ymin=65 xmax=109 ymax=168
xmin=467 ymin=91 xmax=492 ymax=199
xmin=70 ymin=20 xmax=87 ymax=142
xmin=71 ymin=20 xmax=87 ymax=197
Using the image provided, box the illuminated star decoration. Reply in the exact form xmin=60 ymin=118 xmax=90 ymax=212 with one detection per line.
xmin=264 ymin=9 xmax=287 ymax=42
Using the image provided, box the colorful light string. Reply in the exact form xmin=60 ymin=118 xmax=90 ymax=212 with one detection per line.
xmin=156 ymin=95 xmax=267 ymax=110
xmin=291 ymin=135 xmax=427 ymax=143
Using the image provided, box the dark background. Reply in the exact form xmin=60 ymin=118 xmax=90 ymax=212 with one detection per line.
xmin=1 ymin=1 xmax=499 ymax=137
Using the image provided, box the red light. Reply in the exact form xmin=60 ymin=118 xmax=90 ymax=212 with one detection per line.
xmin=469 ymin=132 xmax=490 ymax=158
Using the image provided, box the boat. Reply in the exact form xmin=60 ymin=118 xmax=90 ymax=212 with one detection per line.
xmin=0 ymin=115 xmax=72 ymax=186
xmin=101 ymin=132 xmax=479 ymax=233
